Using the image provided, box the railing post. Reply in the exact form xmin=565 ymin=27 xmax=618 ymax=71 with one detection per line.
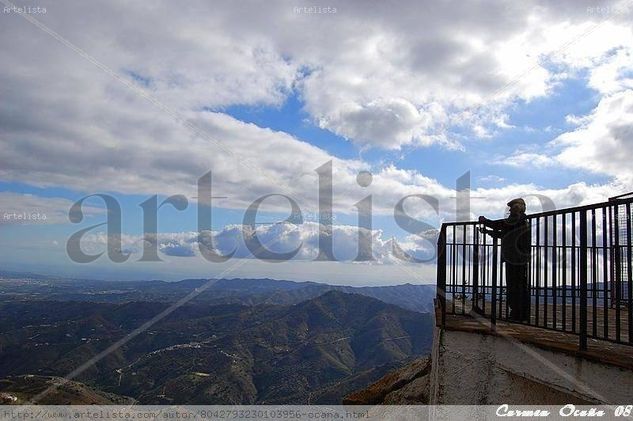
xmin=437 ymin=225 xmax=447 ymax=328
xmin=473 ymin=226 xmax=480 ymax=313
xmin=579 ymin=210 xmax=588 ymax=351
xmin=491 ymin=237 xmax=498 ymax=328
xmin=614 ymin=205 xmax=621 ymax=342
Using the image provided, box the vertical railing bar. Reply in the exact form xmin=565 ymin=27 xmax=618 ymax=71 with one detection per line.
xmin=553 ymin=214 xmax=558 ymax=329
xmin=544 ymin=215 xmax=549 ymax=328
xmin=615 ymin=206 xmax=621 ymax=343
xmin=626 ymin=203 xmax=632 ymax=344
xmin=482 ymin=229 xmax=487 ymax=316
xmin=500 ymin=252 xmax=505 ymax=319
xmin=473 ymin=226 xmax=480 ymax=313
xmin=562 ymin=213 xmax=567 ymax=332
xmin=491 ymin=236 xmax=498 ymax=328
xmin=608 ymin=206 xmax=613 ymax=310
xmin=452 ymin=225 xmax=457 ymax=314
xmin=462 ymin=225 xmax=467 ymax=315
xmin=437 ymin=225 xmax=447 ymax=328
xmin=446 ymin=232 xmax=450 ymax=312
xmin=592 ymin=209 xmax=597 ymax=337
xmin=579 ymin=210 xmax=588 ymax=351
xmin=528 ymin=218 xmax=534 ymax=326
xmin=572 ymin=212 xmax=577 ymax=333
xmin=486 ymin=227 xmax=493 ymax=317
xmin=536 ymin=217 xmax=541 ymax=326
xmin=603 ymin=208 xmax=609 ymax=340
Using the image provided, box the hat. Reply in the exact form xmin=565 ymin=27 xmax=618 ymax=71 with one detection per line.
xmin=506 ymin=198 xmax=525 ymax=207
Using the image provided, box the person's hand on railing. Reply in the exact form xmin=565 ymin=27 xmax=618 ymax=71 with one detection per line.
xmin=479 ymin=225 xmax=502 ymax=238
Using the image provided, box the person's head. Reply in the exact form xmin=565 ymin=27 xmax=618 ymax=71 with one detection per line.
xmin=506 ymin=198 xmax=526 ymax=217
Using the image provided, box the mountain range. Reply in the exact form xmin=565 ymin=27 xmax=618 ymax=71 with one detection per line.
xmin=0 ymin=273 xmax=436 ymax=313
xmin=0 ymin=274 xmax=435 ymax=404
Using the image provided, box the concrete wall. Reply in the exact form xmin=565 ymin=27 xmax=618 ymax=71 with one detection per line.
xmin=429 ymin=326 xmax=633 ymax=404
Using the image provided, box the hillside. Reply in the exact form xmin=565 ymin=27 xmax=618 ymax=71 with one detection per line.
xmin=0 ymin=291 xmax=434 ymax=404
xmin=0 ymin=375 xmax=135 ymax=405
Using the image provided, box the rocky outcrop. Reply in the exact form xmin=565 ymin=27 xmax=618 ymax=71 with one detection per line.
xmin=343 ymin=356 xmax=431 ymax=404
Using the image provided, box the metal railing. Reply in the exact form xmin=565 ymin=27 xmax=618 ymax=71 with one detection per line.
xmin=437 ymin=195 xmax=633 ymax=350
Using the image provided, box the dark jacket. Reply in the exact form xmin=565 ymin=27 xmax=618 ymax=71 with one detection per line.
xmin=482 ymin=213 xmax=530 ymax=265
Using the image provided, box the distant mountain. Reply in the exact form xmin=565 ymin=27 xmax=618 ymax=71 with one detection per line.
xmin=0 ymin=274 xmax=436 ymax=313
xmin=0 ymin=291 xmax=434 ymax=404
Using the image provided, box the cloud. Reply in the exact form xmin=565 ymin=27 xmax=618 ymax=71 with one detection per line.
xmin=1 ymin=0 xmax=631 ymax=176
xmin=73 ymin=170 xmax=625 ymax=268
xmin=501 ymin=89 xmax=633 ymax=184
xmin=478 ymin=175 xmax=506 ymax=184
xmin=547 ymin=20 xmax=633 ymax=94
xmin=82 ymin=222 xmax=435 ymax=264
xmin=159 ymin=241 xmax=196 ymax=257
xmin=78 ymin=222 xmax=437 ymax=264
xmin=296 ymin=1 xmax=633 ymax=149
xmin=500 ymin=152 xmax=557 ymax=168
xmin=0 ymin=0 xmax=630 ymax=226
xmin=553 ymin=89 xmax=633 ymax=182
xmin=314 ymin=98 xmax=449 ymax=150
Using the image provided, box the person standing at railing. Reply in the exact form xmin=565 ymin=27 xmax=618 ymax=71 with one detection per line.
xmin=478 ymin=198 xmax=531 ymax=322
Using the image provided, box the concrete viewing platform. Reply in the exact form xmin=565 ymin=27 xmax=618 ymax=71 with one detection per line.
xmin=432 ymin=300 xmax=633 ymax=404
xmin=436 ymin=300 xmax=633 ymax=372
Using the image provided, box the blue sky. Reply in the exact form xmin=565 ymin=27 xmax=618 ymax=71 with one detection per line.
xmin=1 ymin=0 xmax=632 ymax=284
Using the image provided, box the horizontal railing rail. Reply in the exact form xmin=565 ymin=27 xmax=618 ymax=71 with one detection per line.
xmin=437 ymin=196 xmax=633 ymax=351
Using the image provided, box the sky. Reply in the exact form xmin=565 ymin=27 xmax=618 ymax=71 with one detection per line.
xmin=1 ymin=0 xmax=633 ymax=285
